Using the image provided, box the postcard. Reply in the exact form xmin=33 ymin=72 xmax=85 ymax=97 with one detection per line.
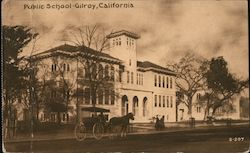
xmin=2 ymin=0 xmax=249 ymax=152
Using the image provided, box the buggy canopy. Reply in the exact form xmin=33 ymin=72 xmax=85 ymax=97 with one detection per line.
xmin=81 ymin=107 xmax=110 ymax=113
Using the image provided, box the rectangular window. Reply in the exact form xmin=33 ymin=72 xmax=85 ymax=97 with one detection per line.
xmin=67 ymin=64 xmax=70 ymax=71
xmin=142 ymin=74 xmax=144 ymax=85
xmin=136 ymin=73 xmax=139 ymax=85
xmin=131 ymin=72 xmax=134 ymax=84
xmin=167 ymin=96 xmax=169 ymax=107
xmin=119 ymin=70 xmax=122 ymax=82
xmin=170 ymin=96 xmax=173 ymax=108
xmin=197 ymin=93 xmax=201 ymax=100
xmin=105 ymin=89 xmax=109 ymax=105
xmin=154 ymin=95 xmax=157 ymax=107
xmin=51 ymin=64 xmax=54 ymax=72
xmin=127 ymin=71 xmax=130 ymax=83
xmin=85 ymin=88 xmax=90 ymax=104
xmin=111 ymin=90 xmax=115 ymax=105
xmin=170 ymin=77 xmax=173 ymax=89
xmin=163 ymin=76 xmax=165 ymax=88
xmin=158 ymin=75 xmax=161 ymax=87
xmin=163 ymin=96 xmax=165 ymax=107
xmin=159 ymin=95 xmax=161 ymax=107
xmin=154 ymin=75 xmax=157 ymax=87
xmin=166 ymin=77 xmax=169 ymax=88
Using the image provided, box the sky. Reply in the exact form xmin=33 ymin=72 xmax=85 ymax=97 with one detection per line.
xmin=2 ymin=0 xmax=249 ymax=79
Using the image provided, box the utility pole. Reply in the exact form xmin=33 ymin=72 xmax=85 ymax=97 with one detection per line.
xmin=76 ymin=57 xmax=79 ymax=123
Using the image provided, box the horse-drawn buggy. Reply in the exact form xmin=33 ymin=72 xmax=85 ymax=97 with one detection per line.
xmin=74 ymin=107 xmax=134 ymax=141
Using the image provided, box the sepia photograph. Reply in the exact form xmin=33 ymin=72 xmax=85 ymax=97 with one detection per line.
xmin=2 ymin=0 xmax=249 ymax=152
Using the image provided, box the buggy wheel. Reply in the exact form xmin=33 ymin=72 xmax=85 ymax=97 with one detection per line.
xmin=93 ymin=123 xmax=104 ymax=140
xmin=74 ymin=123 xmax=87 ymax=141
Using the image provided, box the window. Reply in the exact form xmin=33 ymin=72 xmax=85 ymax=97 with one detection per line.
xmin=105 ymin=65 xmax=109 ymax=81
xmin=85 ymin=88 xmax=90 ymax=104
xmin=51 ymin=64 xmax=54 ymax=72
xmin=163 ymin=76 xmax=165 ymax=88
xmin=197 ymin=106 xmax=201 ymax=113
xmin=163 ymin=96 xmax=165 ymax=107
xmin=85 ymin=62 xmax=89 ymax=78
xmin=166 ymin=77 xmax=169 ymax=88
xmin=98 ymin=90 xmax=103 ymax=104
xmin=154 ymin=95 xmax=157 ymax=107
xmin=67 ymin=64 xmax=70 ymax=71
xmin=105 ymin=89 xmax=109 ymax=105
xmin=62 ymin=113 xmax=69 ymax=122
xmin=92 ymin=64 xmax=97 ymax=79
xmin=170 ymin=77 xmax=173 ymax=89
xmin=110 ymin=66 xmax=115 ymax=81
xmin=136 ymin=73 xmax=139 ymax=85
xmin=119 ymin=69 xmax=122 ymax=82
xmin=127 ymin=71 xmax=130 ymax=83
xmin=129 ymin=59 xmax=131 ymax=66
xmin=154 ymin=75 xmax=157 ymax=87
xmin=197 ymin=93 xmax=201 ymax=100
xmin=143 ymin=97 xmax=147 ymax=117
xmin=141 ymin=74 xmax=143 ymax=85
xmin=159 ymin=95 xmax=161 ymax=107
xmin=158 ymin=75 xmax=161 ymax=87
xmin=167 ymin=96 xmax=169 ymax=107
xmin=170 ymin=96 xmax=173 ymax=108
xmin=63 ymin=63 xmax=66 ymax=71
xmin=132 ymin=97 xmax=139 ymax=116
xmin=51 ymin=114 xmax=56 ymax=122
xmin=111 ymin=90 xmax=115 ymax=105
xmin=98 ymin=64 xmax=103 ymax=79
xmin=131 ymin=72 xmax=134 ymax=84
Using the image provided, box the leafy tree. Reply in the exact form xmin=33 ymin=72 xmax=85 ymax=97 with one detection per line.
xmin=203 ymin=56 xmax=249 ymax=117
xmin=3 ymin=25 xmax=38 ymax=138
xmin=168 ymin=53 xmax=208 ymax=117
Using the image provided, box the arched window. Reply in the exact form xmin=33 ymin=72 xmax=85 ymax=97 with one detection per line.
xmin=85 ymin=61 xmax=89 ymax=78
xmin=92 ymin=64 xmax=97 ymax=79
xmin=105 ymin=89 xmax=109 ymax=104
xmin=110 ymin=66 xmax=115 ymax=81
xmin=104 ymin=65 xmax=109 ymax=81
xmin=98 ymin=64 xmax=103 ymax=79
xmin=133 ymin=96 xmax=139 ymax=116
xmin=121 ymin=95 xmax=128 ymax=116
xmin=143 ymin=97 xmax=148 ymax=117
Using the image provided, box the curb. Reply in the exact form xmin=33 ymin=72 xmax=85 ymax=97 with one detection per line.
xmin=3 ymin=124 xmax=249 ymax=143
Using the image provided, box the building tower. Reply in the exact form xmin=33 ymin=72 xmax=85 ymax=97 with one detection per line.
xmin=107 ymin=30 xmax=140 ymax=84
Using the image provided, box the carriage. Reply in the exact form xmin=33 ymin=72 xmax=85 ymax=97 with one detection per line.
xmin=74 ymin=107 xmax=110 ymax=141
xmin=74 ymin=106 xmax=135 ymax=141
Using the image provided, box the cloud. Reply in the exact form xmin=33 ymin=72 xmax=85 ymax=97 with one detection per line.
xmin=2 ymin=0 xmax=248 ymax=78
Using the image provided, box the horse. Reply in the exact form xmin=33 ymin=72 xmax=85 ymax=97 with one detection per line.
xmin=108 ymin=113 xmax=134 ymax=138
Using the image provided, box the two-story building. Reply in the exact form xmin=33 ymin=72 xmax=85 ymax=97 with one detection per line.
xmin=31 ymin=30 xmax=177 ymax=123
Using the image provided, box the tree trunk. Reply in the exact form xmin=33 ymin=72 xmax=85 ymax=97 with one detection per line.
xmin=187 ymin=97 xmax=193 ymax=117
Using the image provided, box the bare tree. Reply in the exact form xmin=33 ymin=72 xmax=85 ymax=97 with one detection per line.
xmin=67 ymin=25 xmax=121 ymax=122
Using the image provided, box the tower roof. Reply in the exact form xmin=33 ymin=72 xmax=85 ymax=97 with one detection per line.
xmin=106 ymin=30 xmax=140 ymax=39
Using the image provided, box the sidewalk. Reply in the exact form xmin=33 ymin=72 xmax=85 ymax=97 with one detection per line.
xmin=3 ymin=122 xmax=249 ymax=143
